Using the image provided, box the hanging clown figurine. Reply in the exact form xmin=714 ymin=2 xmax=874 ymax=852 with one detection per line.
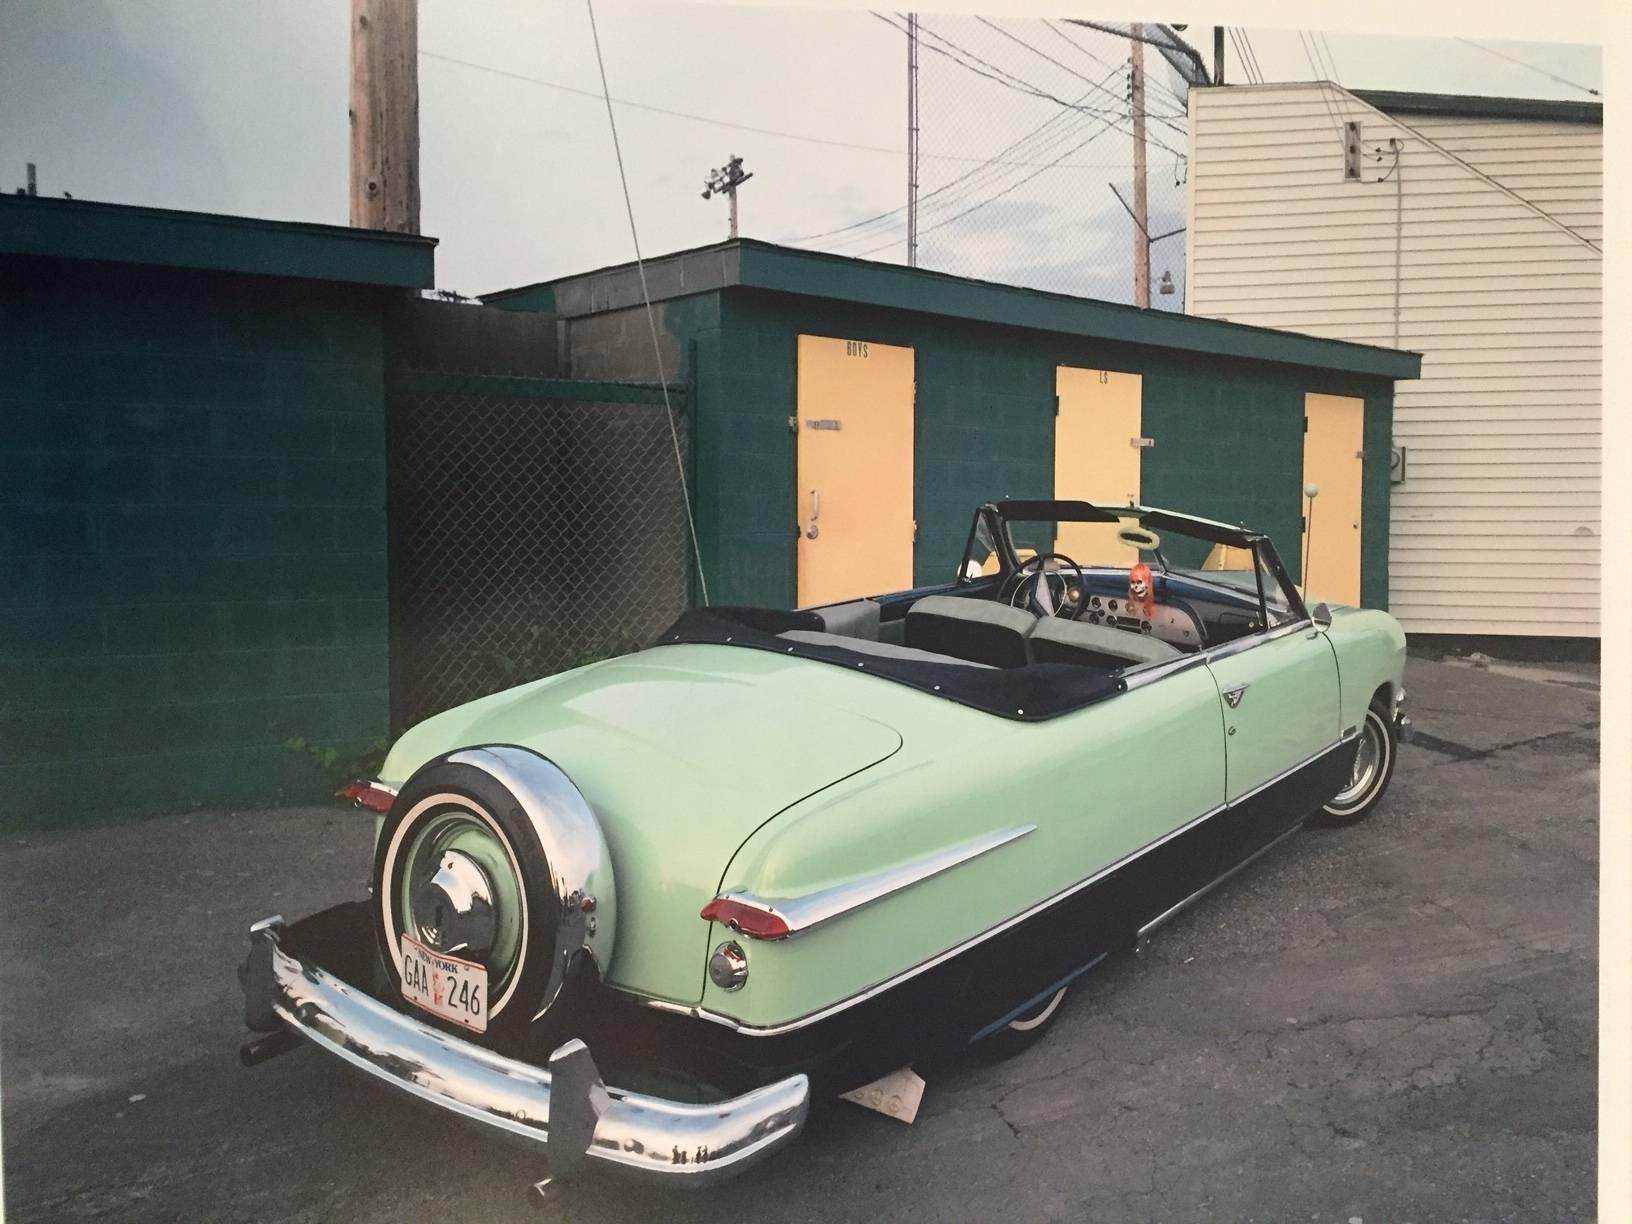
xmin=1127 ymin=561 xmax=1156 ymax=620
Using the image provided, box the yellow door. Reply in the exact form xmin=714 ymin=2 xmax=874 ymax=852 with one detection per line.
xmin=1054 ymin=366 xmax=1143 ymax=565
xmin=1301 ymin=392 xmax=1364 ymax=606
xmin=795 ymin=335 xmax=915 ymax=605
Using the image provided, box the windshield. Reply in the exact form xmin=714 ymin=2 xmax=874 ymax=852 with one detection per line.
xmin=958 ymin=505 xmax=1307 ymax=629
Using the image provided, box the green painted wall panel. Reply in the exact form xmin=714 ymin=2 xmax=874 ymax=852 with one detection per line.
xmin=693 ymin=289 xmax=1396 ymax=611
xmin=0 ymin=258 xmax=393 ymax=828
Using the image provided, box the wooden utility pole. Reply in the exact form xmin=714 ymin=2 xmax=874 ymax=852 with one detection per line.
xmin=349 ymin=0 xmax=420 ymax=234
xmin=1214 ymin=26 xmax=1226 ymax=85
xmin=1130 ymin=24 xmax=1150 ymax=308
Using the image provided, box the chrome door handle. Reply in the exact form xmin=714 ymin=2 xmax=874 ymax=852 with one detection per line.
xmin=1223 ymin=684 xmax=1249 ymax=709
xmin=806 ymin=489 xmax=820 ymax=539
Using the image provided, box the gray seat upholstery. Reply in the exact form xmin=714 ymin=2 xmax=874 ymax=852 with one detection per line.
xmin=804 ymin=598 xmax=882 ymax=641
xmin=1028 ymin=617 xmax=1182 ymax=669
xmin=904 ymin=594 xmax=1036 ymax=668
xmin=778 ymin=629 xmax=994 ymax=668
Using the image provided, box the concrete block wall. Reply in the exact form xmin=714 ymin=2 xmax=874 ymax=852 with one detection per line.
xmin=0 ymin=257 xmax=392 ymax=827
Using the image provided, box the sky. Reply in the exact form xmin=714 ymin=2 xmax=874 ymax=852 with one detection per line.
xmin=0 ymin=1 xmax=1604 ymax=303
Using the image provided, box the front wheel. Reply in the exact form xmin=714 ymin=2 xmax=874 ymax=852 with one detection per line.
xmin=1312 ymin=700 xmax=1397 ymax=827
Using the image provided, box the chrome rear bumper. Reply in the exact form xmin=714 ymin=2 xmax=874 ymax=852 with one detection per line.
xmin=239 ymin=917 xmax=809 ymax=1187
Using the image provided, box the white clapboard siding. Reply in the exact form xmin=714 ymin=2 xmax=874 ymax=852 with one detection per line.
xmin=1186 ymin=83 xmax=1602 ymax=637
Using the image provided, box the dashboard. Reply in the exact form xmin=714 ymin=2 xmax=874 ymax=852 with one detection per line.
xmin=1079 ymin=593 xmax=1205 ymax=650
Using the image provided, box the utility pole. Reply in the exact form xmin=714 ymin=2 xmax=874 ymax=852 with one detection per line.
xmin=1214 ymin=26 xmax=1225 ymax=85
xmin=349 ymin=0 xmax=421 ymax=234
xmin=907 ymin=13 xmax=920 ymax=267
xmin=1130 ymin=24 xmax=1150 ymax=308
xmin=702 ymin=156 xmax=753 ymax=239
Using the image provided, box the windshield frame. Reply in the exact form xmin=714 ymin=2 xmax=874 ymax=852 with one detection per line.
xmin=955 ymin=500 xmax=1310 ymax=635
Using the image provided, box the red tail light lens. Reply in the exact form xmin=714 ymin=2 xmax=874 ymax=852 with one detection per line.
xmin=699 ymin=897 xmax=791 ymax=940
xmin=336 ymin=781 xmax=395 ymax=813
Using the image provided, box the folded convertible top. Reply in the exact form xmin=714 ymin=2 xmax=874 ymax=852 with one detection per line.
xmin=654 ymin=607 xmax=1127 ymax=722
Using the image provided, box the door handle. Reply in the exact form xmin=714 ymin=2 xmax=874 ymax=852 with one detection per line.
xmin=806 ymin=489 xmax=820 ymax=539
xmin=1223 ymin=684 xmax=1249 ymax=709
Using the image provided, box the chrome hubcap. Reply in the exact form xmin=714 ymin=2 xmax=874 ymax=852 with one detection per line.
xmin=398 ymin=809 xmax=524 ymax=989
xmin=413 ymin=849 xmax=496 ymax=956
xmin=1331 ymin=717 xmax=1385 ymax=807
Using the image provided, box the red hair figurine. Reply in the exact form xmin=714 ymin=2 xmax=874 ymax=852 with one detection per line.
xmin=1128 ymin=562 xmax=1155 ymax=620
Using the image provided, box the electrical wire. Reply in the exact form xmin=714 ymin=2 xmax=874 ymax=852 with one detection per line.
xmin=1226 ymin=29 xmax=1250 ymax=83
xmin=782 ymin=65 xmax=1124 ymax=245
xmin=871 ymin=13 xmax=1127 ymax=120
xmin=853 ymin=112 xmax=1120 ymax=258
xmin=1455 ymin=38 xmax=1601 ymax=97
xmin=1045 ymin=20 xmax=1188 ymax=116
xmin=827 ymin=107 xmax=1109 ymax=253
xmin=973 ymin=16 xmax=1190 ymax=151
xmin=583 ymin=0 xmax=709 ymax=606
xmin=422 ymin=48 xmax=1122 ymax=170
xmin=1237 ymin=28 xmax=1266 ymax=84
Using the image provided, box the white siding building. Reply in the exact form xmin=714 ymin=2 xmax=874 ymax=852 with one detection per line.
xmin=1186 ymin=84 xmax=1602 ymax=640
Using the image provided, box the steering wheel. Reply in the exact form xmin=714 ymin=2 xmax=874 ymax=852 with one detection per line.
xmin=1005 ymin=552 xmax=1088 ymax=620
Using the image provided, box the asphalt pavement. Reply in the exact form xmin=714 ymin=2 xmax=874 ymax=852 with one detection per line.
xmin=0 ymin=654 xmax=1598 ymax=1223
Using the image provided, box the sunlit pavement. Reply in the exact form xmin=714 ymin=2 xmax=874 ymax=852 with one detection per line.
xmin=1 ymin=655 xmax=1596 ymax=1223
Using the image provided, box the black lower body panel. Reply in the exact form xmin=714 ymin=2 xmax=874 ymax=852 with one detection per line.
xmin=273 ymin=740 xmax=1353 ymax=1102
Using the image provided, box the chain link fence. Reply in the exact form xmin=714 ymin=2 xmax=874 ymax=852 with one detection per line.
xmin=387 ymin=369 xmax=692 ymax=730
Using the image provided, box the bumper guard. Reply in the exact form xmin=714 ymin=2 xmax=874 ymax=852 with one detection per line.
xmin=240 ymin=916 xmax=809 ymax=1187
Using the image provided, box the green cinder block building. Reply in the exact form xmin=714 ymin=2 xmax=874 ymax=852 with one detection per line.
xmin=487 ymin=240 xmax=1422 ymax=614
xmin=0 ymin=195 xmax=435 ymax=827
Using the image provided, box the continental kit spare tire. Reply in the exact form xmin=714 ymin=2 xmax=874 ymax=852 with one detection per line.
xmin=372 ymin=748 xmax=614 ymax=1044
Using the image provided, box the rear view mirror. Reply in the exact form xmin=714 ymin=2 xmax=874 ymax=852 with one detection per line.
xmin=1312 ymin=602 xmax=1333 ymax=629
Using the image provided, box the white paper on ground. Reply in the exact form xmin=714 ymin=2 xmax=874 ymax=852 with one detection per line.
xmin=838 ymin=1067 xmax=926 ymax=1124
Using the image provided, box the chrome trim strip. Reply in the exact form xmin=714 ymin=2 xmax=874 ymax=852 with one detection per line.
xmin=1120 ymin=617 xmax=1316 ymax=691
xmin=242 ymin=921 xmax=809 ymax=1185
xmin=713 ymin=824 xmax=1036 ymax=938
xmin=704 ymin=736 xmax=1351 ymax=1037
xmin=1136 ymin=823 xmax=1302 ymax=943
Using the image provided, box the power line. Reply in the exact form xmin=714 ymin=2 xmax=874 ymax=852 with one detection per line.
xmin=422 ymin=47 xmax=1145 ymax=170
xmin=889 ymin=11 xmax=1187 ymax=144
xmin=854 ymin=112 xmax=1121 ymax=258
xmin=826 ymin=105 xmax=1109 ymax=252
xmin=873 ymin=13 xmax=1127 ymax=120
xmin=1226 ymin=28 xmax=1256 ymax=84
xmin=1046 ymin=20 xmax=1187 ymax=115
xmin=859 ymin=107 xmax=1109 ymax=244
xmin=1455 ymin=38 xmax=1601 ymax=97
xmin=783 ymin=66 xmax=1123 ymax=245
xmin=973 ymin=17 xmax=1190 ymax=153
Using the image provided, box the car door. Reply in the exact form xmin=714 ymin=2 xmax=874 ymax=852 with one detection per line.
xmin=1205 ymin=605 xmax=1343 ymax=873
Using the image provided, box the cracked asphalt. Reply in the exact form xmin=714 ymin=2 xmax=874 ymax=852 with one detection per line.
xmin=0 ymin=655 xmax=1597 ymax=1222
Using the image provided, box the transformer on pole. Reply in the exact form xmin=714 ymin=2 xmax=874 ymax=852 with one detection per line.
xmin=702 ymin=155 xmax=753 ymax=240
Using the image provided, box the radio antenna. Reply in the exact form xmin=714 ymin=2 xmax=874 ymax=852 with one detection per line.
xmin=1302 ymin=482 xmax=1320 ymax=599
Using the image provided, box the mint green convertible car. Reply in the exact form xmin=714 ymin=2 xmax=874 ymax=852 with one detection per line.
xmin=239 ymin=499 xmax=1410 ymax=1190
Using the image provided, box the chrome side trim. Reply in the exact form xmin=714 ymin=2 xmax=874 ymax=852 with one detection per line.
xmin=703 ymin=736 xmax=1351 ymax=1037
xmin=1120 ymin=616 xmax=1316 ymax=691
xmin=1136 ymin=823 xmax=1302 ymax=944
xmin=712 ymin=824 xmax=1036 ymax=938
xmin=242 ymin=921 xmax=809 ymax=1186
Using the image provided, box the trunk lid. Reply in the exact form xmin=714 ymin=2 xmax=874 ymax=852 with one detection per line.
xmin=380 ymin=645 xmax=904 ymax=1003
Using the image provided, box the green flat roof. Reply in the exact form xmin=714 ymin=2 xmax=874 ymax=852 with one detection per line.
xmin=1354 ymin=89 xmax=1601 ymax=125
xmin=486 ymin=239 xmax=1421 ymax=382
xmin=0 ymin=194 xmax=436 ymax=289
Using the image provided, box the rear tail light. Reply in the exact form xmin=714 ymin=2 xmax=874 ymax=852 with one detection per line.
xmin=700 ymin=896 xmax=791 ymax=940
xmin=336 ymin=780 xmax=396 ymax=813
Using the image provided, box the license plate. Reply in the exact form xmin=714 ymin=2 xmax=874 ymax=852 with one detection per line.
xmin=399 ymin=933 xmax=487 ymax=1033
